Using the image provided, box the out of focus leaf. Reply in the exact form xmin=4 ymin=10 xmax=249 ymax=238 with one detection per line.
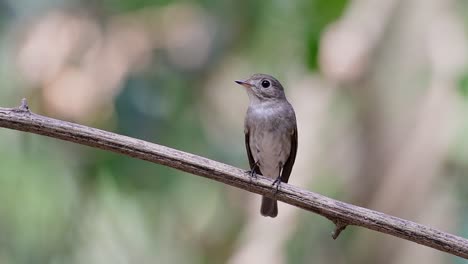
xmin=458 ymin=72 xmax=468 ymax=98
xmin=103 ymin=0 xmax=171 ymax=12
xmin=304 ymin=0 xmax=348 ymax=70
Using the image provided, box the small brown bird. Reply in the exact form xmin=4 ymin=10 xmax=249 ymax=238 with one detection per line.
xmin=235 ymin=73 xmax=298 ymax=218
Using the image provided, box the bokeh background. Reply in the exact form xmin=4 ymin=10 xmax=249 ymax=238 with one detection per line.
xmin=0 ymin=0 xmax=467 ymax=263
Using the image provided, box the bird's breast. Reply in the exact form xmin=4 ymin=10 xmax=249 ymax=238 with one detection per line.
xmin=250 ymin=127 xmax=292 ymax=178
xmin=246 ymin=102 xmax=296 ymax=178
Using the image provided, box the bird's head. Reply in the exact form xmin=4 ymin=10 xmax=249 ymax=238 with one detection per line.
xmin=235 ymin=73 xmax=286 ymax=103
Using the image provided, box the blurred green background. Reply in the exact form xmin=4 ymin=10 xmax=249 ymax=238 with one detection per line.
xmin=1 ymin=0 xmax=468 ymax=263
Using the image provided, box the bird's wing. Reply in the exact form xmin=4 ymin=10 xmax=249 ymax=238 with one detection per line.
xmin=245 ymin=129 xmax=262 ymax=174
xmin=280 ymin=127 xmax=297 ymax=183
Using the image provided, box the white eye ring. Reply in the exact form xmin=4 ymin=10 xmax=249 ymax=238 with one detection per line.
xmin=261 ymin=80 xmax=270 ymax=88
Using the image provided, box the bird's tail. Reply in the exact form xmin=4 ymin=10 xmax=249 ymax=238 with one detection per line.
xmin=260 ymin=196 xmax=278 ymax=218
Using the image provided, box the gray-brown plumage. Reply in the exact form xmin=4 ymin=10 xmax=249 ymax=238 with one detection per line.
xmin=235 ymin=73 xmax=298 ymax=218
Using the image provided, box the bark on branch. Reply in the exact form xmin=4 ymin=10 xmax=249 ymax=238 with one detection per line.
xmin=0 ymin=99 xmax=467 ymax=259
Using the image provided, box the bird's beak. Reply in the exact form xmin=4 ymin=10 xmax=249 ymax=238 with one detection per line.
xmin=235 ymin=79 xmax=253 ymax=88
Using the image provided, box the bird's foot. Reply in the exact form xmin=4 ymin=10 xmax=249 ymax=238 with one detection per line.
xmin=246 ymin=160 xmax=260 ymax=181
xmin=272 ymin=176 xmax=281 ymax=194
xmin=245 ymin=169 xmax=258 ymax=181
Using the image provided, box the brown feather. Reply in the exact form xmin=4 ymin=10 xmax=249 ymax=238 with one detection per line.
xmin=280 ymin=127 xmax=297 ymax=183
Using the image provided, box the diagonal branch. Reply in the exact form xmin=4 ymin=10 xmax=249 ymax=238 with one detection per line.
xmin=0 ymin=99 xmax=467 ymax=259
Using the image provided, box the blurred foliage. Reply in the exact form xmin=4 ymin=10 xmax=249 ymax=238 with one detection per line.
xmin=304 ymin=0 xmax=348 ymax=70
xmin=458 ymin=72 xmax=468 ymax=98
xmin=104 ymin=0 xmax=171 ymax=12
xmin=0 ymin=0 xmax=466 ymax=263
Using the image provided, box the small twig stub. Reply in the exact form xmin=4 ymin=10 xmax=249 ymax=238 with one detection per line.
xmin=12 ymin=98 xmax=30 ymax=113
xmin=332 ymin=219 xmax=348 ymax=240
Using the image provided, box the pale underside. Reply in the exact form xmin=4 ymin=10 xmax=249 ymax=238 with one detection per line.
xmin=245 ymin=101 xmax=295 ymax=178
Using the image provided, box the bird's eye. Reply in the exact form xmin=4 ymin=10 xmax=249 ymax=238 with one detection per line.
xmin=261 ymin=80 xmax=270 ymax=88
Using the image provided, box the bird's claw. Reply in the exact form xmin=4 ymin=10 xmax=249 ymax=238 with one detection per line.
xmin=245 ymin=170 xmax=258 ymax=180
xmin=272 ymin=177 xmax=281 ymax=194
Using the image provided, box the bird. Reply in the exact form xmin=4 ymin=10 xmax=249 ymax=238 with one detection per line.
xmin=235 ymin=73 xmax=298 ymax=218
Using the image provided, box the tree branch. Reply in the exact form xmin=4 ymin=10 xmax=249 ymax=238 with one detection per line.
xmin=0 ymin=99 xmax=467 ymax=259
